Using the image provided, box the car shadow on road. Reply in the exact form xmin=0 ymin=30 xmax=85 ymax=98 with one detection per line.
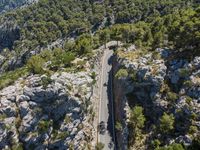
xmin=106 ymin=54 xmax=116 ymax=148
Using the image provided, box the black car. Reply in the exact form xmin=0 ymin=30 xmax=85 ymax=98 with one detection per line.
xmin=99 ymin=121 xmax=106 ymax=134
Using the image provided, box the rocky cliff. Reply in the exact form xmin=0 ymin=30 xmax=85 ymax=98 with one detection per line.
xmin=113 ymin=46 xmax=200 ymax=149
xmin=0 ymin=0 xmax=38 ymax=14
xmin=0 ymin=71 xmax=96 ymax=149
xmin=0 ymin=41 xmax=105 ymax=149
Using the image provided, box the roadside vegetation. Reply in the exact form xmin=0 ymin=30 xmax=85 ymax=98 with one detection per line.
xmin=95 ymin=142 xmax=105 ymax=150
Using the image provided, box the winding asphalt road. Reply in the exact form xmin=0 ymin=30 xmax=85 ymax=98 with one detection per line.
xmin=98 ymin=48 xmax=115 ymax=150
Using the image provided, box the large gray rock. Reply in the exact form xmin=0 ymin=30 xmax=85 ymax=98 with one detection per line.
xmin=19 ymin=101 xmax=30 ymax=118
xmin=175 ymin=135 xmax=192 ymax=146
xmin=0 ymin=55 xmax=5 ymax=66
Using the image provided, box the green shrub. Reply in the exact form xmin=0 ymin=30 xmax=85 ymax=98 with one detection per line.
xmin=51 ymin=49 xmax=75 ymax=68
xmin=156 ymin=143 xmax=184 ymax=150
xmin=41 ymin=76 xmax=53 ymax=88
xmin=15 ymin=116 xmax=22 ymax=129
xmin=159 ymin=113 xmax=174 ymax=134
xmin=56 ymin=131 xmax=69 ymax=140
xmin=77 ymin=123 xmax=84 ymax=131
xmin=160 ymin=83 xmax=170 ymax=93
xmin=61 ymin=52 xmax=75 ymax=66
xmin=76 ymin=60 xmax=86 ymax=69
xmin=40 ymin=50 xmax=52 ymax=61
xmin=151 ymin=139 xmax=161 ymax=149
xmin=152 ymin=51 xmax=161 ymax=60
xmin=167 ymin=92 xmax=178 ymax=102
xmin=69 ymin=142 xmax=75 ymax=150
xmin=27 ymin=55 xmax=45 ymax=74
xmin=129 ymin=106 xmax=146 ymax=145
xmin=130 ymin=106 xmax=146 ymax=130
xmin=64 ymin=41 xmax=75 ymax=51
xmin=183 ymin=80 xmax=193 ymax=87
xmin=185 ymin=96 xmax=193 ymax=104
xmin=191 ymin=113 xmax=198 ymax=120
xmin=129 ymin=70 xmax=137 ymax=82
xmin=115 ymin=121 xmax=123 ymax=131
xmin=38 ymin=120 xmax=52 ymax=134
xmin=179 ymin=68 xmax=190 ymax=77
xmin=91 ymin=72 xmax=97 ymax=84
xmin=11 ymin=143 xmax=23 ymax=150
xmin=64 ymin=116 xmax=71 ymax=124
xmin=95 ymin=142 xmax=105 ymax=150
xmin=115 ymin=69 xmax=128 ymax=79
xmin=189 ymin=125 xmax=198 ymax=134
xmin=0 ymin=114 xmax=7 ymax=121
xmin=0 ymin=67 xmax=29 ymax=90
xmin=75 ymin=36 xmax=93 ymax=55
xmin=90 ymin=72 xmax=96 ymax=80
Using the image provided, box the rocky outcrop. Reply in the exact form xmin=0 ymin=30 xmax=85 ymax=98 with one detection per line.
xmin=0 ymin=0 xmax=38 ymax=14
xmin=113 ymin=46 xmax=200 ymax=149
xmin=0 ymin=72 xmax=95 ymax=149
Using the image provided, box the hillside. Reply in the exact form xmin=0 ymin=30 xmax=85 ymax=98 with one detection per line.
xmin=0 ymin=0 xmax=200 ymax=150
xmin=0 ymin=0 xmax=196 ymax=73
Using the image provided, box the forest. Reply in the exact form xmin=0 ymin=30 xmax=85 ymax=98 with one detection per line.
xmin=0 ymin=0 xmax=197 ymax=53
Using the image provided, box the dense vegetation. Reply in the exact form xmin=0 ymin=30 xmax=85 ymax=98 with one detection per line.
xmin=99 ymin=7 xmax=200 ymax=57
xmin=0 ymin=0 xmax=196 ymax=52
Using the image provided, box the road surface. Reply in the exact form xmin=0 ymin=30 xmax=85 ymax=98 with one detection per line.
xmin=98 ymin=48 xmax=115 ymax=150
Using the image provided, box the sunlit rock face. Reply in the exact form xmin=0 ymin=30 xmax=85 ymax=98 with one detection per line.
xmin=0 ymin=72 xmax=95 ymax=149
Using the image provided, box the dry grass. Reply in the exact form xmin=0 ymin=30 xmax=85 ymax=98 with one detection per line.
xmin=192 ymin=76 xmax=200 ymax=85
xmin=151 ymin=65 xmax=159 ymax=76
xmin=130 ymin=134 xmax=148 ymax=150
xmin=117 ymin=49 xmax=147 ymax=61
